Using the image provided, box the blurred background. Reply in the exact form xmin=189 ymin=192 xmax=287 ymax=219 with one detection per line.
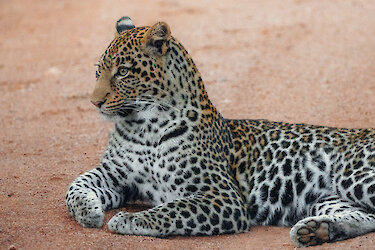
xmin=1 ymin=0 xmax=375 ymax=249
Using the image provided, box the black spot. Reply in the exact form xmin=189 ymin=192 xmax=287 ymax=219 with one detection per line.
xmin=200 ymin=224 xmax=211 ymax=232
xmin=204 ymin=178 xmax=212 ymax=185
xmin=343 ymin=169 xmax=353 ymax=177
xmin=285 ymin=210 xmax=299 ymax=225
xmin=268 ymin=166 xmax=279 ymax=180
xmin=256 ymin=207 xmax=269 ymax=223
xmin=193 ymin=177 xmax=200 ymax=184
xmin=212 ymin=228 xmax=220 ymax=235
xmin=354 ymin=172 xmax=367 ymax=182
xmin=186 ymin=185 xmax=198 ymax=193
xmin=318 ymin=175 xmax=326 ymax=189
xmin=305 ymin=169 xmax=313 ymax=181
xmin=354 ymin=184 xmax=363 ymax=200
xmin=189 ymin=204 xmax=197 ymax=214
xmin=176 ymin=220 xmax=183 ymax=228
xmin=258 ymin=171 xmax=266 ymax=183
xmin=192 ymin=167 xmax=200 ymax=175
xmin=200 ymin=205 xmax=210 ymax=214
xmin=168 ymin=165 xmax=176 ymax=172
xmin=242 ymin=221 xmax=248 ymax=230
xmin=281 ymin=180 xmax=293 ymax=206
xmin=184 ymin=228 xmax=193 ymax=235
xmin=210 ymin=213 xmax=220 ymax=226
xmin=187 ymin=219 xmax=196 ymax=228
xmin=305 ymin=191 xmax=319 ymax=204
xmin=296 ymin=181 xmax=306 ymax=195
xmin=197 ymin=214 xmax=207 ymax=223
xmin=213 ymin=204 xmax=221 ymax=213
xmin=221 ymin=220 xmax=233 ymax=231
xmin=175 ymin=178 xmax=184 ymax=185
xmin=160 ymin=125 xmax=188 ymax=144
xmin=234 ymin=209 xmax=241 ymax=221
xmin=190 ymin=157 xmax=198 ymax=164
xmin=260 ymin=184 xmax=269 ymax=202
xmin=222 ymin=208 xmax=230 ymax=218
xmin=167 ymin=203 xmax=175 ymax=208
xmin=341 ymin=179 xmax=353 ymax=189
xmin=353 ymin=160 xmax=364 ymax=169
xmin=163 ymin=174 xmax=170 ymax=182
xmin=371 ymin=197 xmax=375 ymax=206
xmin=270 ymin=177 xmax=281 ymax=204
xmin=317 ymin=161 xmax=326 ymax=171
xmin=268 ymin=209 xmax=283 ymax=225
xmin=170 ymin=211 xmax=176 ymax=218
xmin=134 ymin=177 xmax=144 ymax=184
xmin=107 ymin=172 xmax=119 ymax=187
xmin=249 ymin=204 xmax=258 ymax=219
xmin=282 ymin=159 xmax=292 ymax=176
xmin=178 ymin=202 xmax=187 ymax=208
xmin=146 ymin=191 xmax=153 ymax=200
xmin=181 ymin=211 xmax=190 ymax=218
xmin=368 ymin=184 xmax=375 ymax=194
xmin=116 ymin=168 xmax=128 ymax=179
xmin=238 ymin=162 xmax=246 ymax=174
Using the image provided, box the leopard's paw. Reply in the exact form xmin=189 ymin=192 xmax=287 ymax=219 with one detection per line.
xmin=108 ymin=211 xmax=133 ymax=234
xmin=66 ymin=188 xmax=104 ymax=228
xmin=108 ymin=211 xmax=158 ymax=236
xmin=290 ymin=216 xmax=330 ymax=247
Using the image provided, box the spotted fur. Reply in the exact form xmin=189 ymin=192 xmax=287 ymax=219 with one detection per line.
xmin=66 ymin=18 xmax=375 ymax=247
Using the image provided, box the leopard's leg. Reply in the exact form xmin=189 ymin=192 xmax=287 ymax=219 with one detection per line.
xmin=107 ymin=193 xmax=250 ymax=236
xmin=65 ymin=162 xmax=136 ymax=228
xmin=290 ymin=196 xmax=375 ymax=247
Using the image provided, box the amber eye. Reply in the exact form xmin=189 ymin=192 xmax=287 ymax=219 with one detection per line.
xmin=116 ymin=66 xmax=129 ymax=77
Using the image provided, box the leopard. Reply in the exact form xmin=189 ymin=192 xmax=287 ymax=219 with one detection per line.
xmin=65 ymin=16 xmax=375 ymax=247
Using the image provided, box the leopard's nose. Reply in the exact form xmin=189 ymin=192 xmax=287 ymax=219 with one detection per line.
xmin=91 ymin=100 xmax=105 ymax=108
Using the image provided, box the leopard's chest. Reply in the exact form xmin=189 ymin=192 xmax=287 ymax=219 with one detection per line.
xmin=106 ymin=117 xmax=193 ymax=205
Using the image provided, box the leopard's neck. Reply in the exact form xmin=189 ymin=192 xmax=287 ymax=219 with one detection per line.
xmin=163 ymin=39 xmax=221 ymax=121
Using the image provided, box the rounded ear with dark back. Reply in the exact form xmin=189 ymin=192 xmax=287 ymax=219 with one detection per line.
xmin=114 ymin=16 xmax=135 ymax=38
xmin=141 ymin=22 xmax=171 ymax=57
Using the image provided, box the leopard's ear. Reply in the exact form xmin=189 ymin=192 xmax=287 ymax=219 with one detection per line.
xmin=141 ymin=22 xmax=171 ymax=57
xmin=114 ymin=16 xmax=135 ymax=38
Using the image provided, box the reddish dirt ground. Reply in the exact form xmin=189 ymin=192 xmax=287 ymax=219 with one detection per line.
xmin=1 ymin=0 xmax=375 ymax=249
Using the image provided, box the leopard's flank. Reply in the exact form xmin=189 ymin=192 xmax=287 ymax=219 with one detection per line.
xmin=66 ymin=17 xmax=375 ymax=247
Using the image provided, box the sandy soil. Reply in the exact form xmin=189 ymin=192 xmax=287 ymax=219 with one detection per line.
xmin=1 ymin=0 xmax=375 ymax=249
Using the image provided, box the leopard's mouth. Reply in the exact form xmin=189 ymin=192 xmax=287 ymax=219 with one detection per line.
xmin=99 ymin=108 xmax=134 ymax=120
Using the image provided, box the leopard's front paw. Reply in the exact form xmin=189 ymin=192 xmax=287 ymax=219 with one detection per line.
xmin=66 ymin=188 xmax=104 ymax=228
xmin=108 ymin=212 xmax=133 ymax=234
xmin=108 ymin=211 xmax=158 ymax=236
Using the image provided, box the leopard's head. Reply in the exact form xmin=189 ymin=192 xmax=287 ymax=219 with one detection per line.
xmin=91 ymin=17 xmax=178 ymax=121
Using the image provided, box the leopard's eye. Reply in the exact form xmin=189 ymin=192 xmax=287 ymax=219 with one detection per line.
xmin=116 ymin=66 xmax=129 ymax=77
